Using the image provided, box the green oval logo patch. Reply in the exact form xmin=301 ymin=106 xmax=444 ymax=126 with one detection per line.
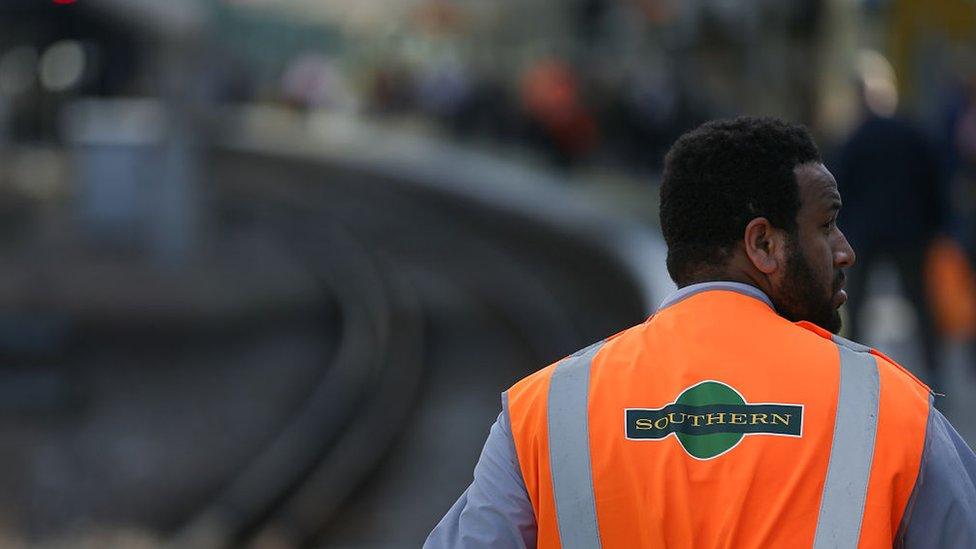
xmin=625 ymin=381 xmax=803 ymax=460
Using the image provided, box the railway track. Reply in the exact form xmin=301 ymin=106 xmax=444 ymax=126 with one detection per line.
xmin=180 ymin=150 xmax=649 ymax=547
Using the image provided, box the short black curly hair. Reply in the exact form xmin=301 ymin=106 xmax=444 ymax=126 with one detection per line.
xmin=660 ymin=116 xmax=821 ymax=286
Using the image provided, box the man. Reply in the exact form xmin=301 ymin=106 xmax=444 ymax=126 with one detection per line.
xmin=426 ymin=117 xmax=976 ymax=547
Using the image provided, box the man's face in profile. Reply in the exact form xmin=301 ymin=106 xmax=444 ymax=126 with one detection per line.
xmin=771 ymin=163 xmax=856 ymax=333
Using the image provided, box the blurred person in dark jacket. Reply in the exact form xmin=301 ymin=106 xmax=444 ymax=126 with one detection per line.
xmin=834 ymin=51 xmax=948 ymax=388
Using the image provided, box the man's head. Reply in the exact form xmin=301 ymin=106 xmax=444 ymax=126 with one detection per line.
xmin=660 ymin=116 xmax=855 ymax=333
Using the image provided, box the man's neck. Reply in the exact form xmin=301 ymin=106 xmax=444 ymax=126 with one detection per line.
xmin=659 ymin=280 xmax=775 ymax=312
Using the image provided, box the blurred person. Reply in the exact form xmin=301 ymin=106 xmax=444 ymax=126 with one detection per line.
xmin=368 ymin=63 xmax=415 ymax=115
xmin=834 ymin=51 xmax=948 ymax=389
xmin=942 ymin=62 xmax=976 ymax=255
xmin=450 ymin=75 xmax=517 ymax=140
xmin=281 ymin=54 xmax=355 ymax=112
xmin=519 ymin=58 xmax=598 ymax=168
xmin=426 ymin=117 xmax=976 ymax=547
xmin=601 ymin=65 xmax=689 ymax=173
xmin=934 ymin=60 xmax=976 ymax=366
xmin=415 ymin=55 xmax=472 ymax=125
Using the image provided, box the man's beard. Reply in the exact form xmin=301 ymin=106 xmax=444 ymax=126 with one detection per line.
xmin=777 ymin=238 xmax=844 ymax=333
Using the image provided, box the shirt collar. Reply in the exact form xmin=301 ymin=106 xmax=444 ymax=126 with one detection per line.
xmin=658 ymin=281 xmax=775 ymax=312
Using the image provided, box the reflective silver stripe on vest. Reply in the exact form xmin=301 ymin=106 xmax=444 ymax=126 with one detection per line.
xmin=548 ymin=341 xmax=605 ymax=549
xmin=813 ymin=344 xmax=881 ymax=549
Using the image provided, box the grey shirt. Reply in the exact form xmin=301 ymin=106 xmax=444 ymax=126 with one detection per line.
xmin=425 ymin=393 xmax=536 ymax=548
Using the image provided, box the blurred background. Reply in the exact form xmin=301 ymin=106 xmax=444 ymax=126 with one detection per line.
xmin=0 ymin=0 xmax=973 ymax=546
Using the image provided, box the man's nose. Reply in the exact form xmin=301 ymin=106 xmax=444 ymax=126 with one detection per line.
xmin=835 ymin=230 xmax=856 ymax=269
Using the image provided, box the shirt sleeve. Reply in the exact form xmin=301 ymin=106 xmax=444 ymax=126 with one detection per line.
xmin=897 ymin=405 xmax=976 ymax=548
xmin=424 ymin=392 xmax=537 ymax=548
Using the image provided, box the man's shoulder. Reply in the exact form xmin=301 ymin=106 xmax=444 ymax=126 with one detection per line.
xmin=794 ymin=321 xmax=931 ymax=397
xmin=829 ymin=332 xmax=873 ymax=353
xmin=815 ymin=327 xmax=931 ymax=400
xmin=506 ymin=325 xmax=634 ymax=407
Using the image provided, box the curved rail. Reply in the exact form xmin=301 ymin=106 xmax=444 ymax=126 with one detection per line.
xmin=169 ymin=123 xmax=664 ymax=546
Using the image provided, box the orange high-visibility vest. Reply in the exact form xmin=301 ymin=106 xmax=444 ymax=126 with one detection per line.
xmin=507 ymin=286 xmax=931 ymax=548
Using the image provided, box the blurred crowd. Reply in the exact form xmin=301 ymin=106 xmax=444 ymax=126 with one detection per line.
xmin=357 ymin=53 xmax=704 ymax=171
xmin=0 ymin=1 xmax=974 ymax=373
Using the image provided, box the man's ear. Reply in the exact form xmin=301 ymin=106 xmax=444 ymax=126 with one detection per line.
xmin=743 ymin=217 xmax=787 ymax=274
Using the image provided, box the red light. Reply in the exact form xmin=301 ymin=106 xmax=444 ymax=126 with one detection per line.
xmin=53 ymin=0 xmax=77 ymax=4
